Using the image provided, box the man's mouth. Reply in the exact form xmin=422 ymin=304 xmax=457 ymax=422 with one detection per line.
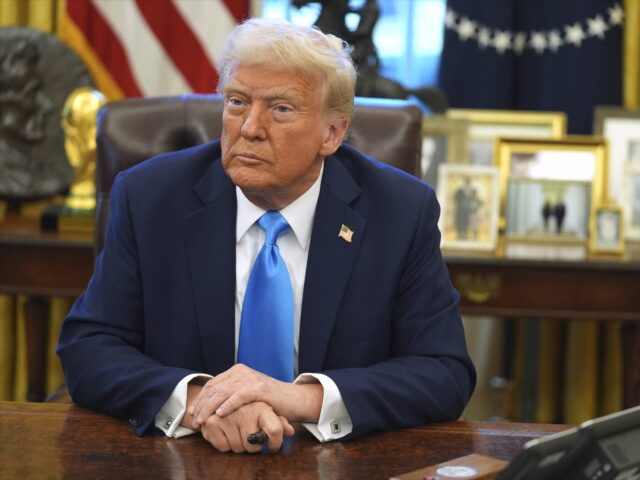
xmin=234 ymin=152 xmax=267 ymax=164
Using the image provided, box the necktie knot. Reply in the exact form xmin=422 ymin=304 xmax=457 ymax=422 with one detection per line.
xmin=258 ymin=211 xmax=290 ymax=245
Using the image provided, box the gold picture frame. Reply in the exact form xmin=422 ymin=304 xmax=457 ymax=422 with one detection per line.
xmin=421 ymin=115 xmax=469 ymax=188
xmin=496 ymin=136 xmax=608 ymax=255
xmin=589 ymin=203 xmax=625 ymax=256
xmin=622 ymin=161 xmax=640 ymax=241
xmin=447 ymin=109 xmax=567 ymax=165
xmin=436 ymin=163 xmax=500 ymax=253
xmin=593 ymin=106 xmax=640 ymax=209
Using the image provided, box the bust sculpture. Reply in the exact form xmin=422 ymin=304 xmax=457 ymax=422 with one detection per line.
xmin=0 ymin=27 xmax=93 ymax=200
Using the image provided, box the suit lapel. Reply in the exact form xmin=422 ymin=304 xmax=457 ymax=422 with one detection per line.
xmin=299 ymin=155 xmax=365 ymax=373
xmin=184 ymin=159 xmax=237 ymax=375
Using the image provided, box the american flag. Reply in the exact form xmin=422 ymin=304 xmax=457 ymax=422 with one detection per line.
xmin=59 ymin=0 xmax=250 ymax=100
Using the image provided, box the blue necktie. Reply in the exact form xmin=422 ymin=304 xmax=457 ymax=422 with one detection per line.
xmin=238 ymin=211 xmax=294 ymax=382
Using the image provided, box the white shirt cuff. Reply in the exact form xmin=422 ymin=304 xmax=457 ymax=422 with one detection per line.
xmin=155 ymin=373 xmax=213 ymax=438
xmin=295 ymin=373 xmax=353 ymax=442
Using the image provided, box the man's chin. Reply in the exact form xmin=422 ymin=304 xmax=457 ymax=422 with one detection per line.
xmin=227 ymin=168 xmax=271 ymax=192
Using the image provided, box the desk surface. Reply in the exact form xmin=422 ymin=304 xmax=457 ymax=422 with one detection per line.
xmin=0 ymin=402 xmax=568 ymax=480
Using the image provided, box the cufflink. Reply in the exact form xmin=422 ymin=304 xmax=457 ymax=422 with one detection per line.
xmin=164 ymin=417 xmax=173 ymax=429
xmin=330 ymin=420 xmax=341 ymax=434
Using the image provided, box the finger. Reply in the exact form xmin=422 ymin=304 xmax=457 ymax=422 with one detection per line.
xmin=258 ymin=408 xmax=285 ymax=453
xmin=216 ymin=378 xmax=280 ymax=418
xmin=220 ymin=420 xmax=248 ymax=454
xmin=188 ymin=379 xmax=216 ymax=416
xmin=202 ymin=417 xmax=231 ymax=453
xmin=215 ymin=386 xmax=260 ymax=418
xmin=193 ymin=381 xmax=234 ymax=426
xmin=193 ymin=394 xmax=227 ymax=428
xmin=192 ymin=369 xmax=251 ymax=422
xmin=279 ymin=416 xmax=295 ymax=437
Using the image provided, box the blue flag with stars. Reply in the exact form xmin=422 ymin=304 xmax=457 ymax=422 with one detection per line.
xmin=438 ymin=0 xmax=623 ymax=134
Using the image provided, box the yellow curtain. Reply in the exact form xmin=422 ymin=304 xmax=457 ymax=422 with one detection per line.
xmin=0 ymin=0 xmax=67 ymax=401
xmin=624 ymin=0 xmax=640 ymax=109
xmin=0 ymin=0 xmax=61 ymax=31
xmin=0 ymin=296 xmax=15 ymax=400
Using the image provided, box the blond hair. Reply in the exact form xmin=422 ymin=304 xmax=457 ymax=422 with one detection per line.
xmin=217 ymin=18 xmax=356 ymax=122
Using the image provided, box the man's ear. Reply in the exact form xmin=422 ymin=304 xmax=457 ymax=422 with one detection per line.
xmin=319 ymin=120 xmax=350 ymax=157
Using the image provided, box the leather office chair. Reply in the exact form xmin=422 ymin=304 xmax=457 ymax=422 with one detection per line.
xmin=95 ymin=94 xmax=423 ymax=254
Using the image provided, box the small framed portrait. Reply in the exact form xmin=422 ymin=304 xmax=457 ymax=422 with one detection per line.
xmin=447 ymin=109 xmax=566 ymax=166
xmin=622 ymin=162 xmax=640 ymax=241
xmin=496 ymin=136 xmax=608 ymax=248
xmin=593 ymin=106 xmax=640 ymax=206
xmin=421 ymin=115 xmax=469 ymax=188
xmin=589 ymin=204 xmax=625 ymax=255
xmin=436 ymin=164 xmax=500 ymax=252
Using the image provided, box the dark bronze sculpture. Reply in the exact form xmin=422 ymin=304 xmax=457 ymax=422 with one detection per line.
xmin=292 ymin=0 xmax=447 ymax=111
xmin=0 ymin=28 xmax=93 ymax=200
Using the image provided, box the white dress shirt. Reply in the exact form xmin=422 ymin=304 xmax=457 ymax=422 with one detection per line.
xmin=156 ymin=162 xmax=352 ymax=441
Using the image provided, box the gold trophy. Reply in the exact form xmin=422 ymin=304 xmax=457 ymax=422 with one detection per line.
xmin=62 ymin=87 xmax=106 ymax=211
xmin=47 ymin=87 xmax=106 ymax=232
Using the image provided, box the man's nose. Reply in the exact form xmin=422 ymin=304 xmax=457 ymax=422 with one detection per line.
xmin=241 ymin=104 xmax=267 ymax=140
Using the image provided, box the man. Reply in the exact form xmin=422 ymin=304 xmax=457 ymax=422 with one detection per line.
xmin=58 ymin=18 xmax=475 ymax=454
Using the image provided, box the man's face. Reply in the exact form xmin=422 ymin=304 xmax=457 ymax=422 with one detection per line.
xmin=220 ymin=63 xmax=347 ymax=210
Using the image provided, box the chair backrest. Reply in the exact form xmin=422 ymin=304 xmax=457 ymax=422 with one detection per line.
xmin=95 ymin=94 xmax=423 ymax=254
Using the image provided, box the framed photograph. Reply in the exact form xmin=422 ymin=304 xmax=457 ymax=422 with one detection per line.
xmin=447 ymin=109 xmax=567 ymax=166
xmin=496 ymin=136 xmax=608 ymax=247
xmin=421 ymin=115 xmax=469 ymax=188
xmin=589 ymin=204 xmax=625 ymax=255
xmin=622 ymin=162 xmax=640 ymax=240
xmin=436 ymin=164 xmax=500 ymax=252
xmin=593 ymin=106 xmax=640 ymax=206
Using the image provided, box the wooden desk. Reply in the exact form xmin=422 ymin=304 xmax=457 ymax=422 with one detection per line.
xmin=447 ymin=250 xmax=640 ymax=408
xmin=0 ymin=401 xmax=569 ymax=479
xmin=1 ymin=213 xmax=639 ymax=406
xmin=447 ymin=248 xmax=640 ymax=321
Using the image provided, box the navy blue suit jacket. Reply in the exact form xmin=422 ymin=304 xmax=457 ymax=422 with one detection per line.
xmin=58 ymin=140 xmax=476 ymax=439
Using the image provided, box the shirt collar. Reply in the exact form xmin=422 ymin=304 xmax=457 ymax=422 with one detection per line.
xmin=235 ymin=162 xmax=324 ymax=250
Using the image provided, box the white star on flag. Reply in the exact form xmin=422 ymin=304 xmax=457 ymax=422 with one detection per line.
xmin=564 ymin=22 xmax=585 ymax=46
xmin=530 ymin=31 xmax=547 ymax=54
xmin=444 ymin=5 xmax=622 ymax=56
xmin=457 ymin=17 xmax=477 ymax=41
xmin=445 ymin=8 xmax=457 ymax=29
xmin=513 ymin=31 xmax=526 ymax=55
xmin=587 ymin=14 xmax=608 ymax=38
xmin=548 ymin=30 xmax=563 ymax=52
xmin=493 ymin=30 xmax=512 ymax=54
xmin=478 ymin=27 xmax=491 ymax=49
xmin=608 ymin=3 xmax=624 ymax=25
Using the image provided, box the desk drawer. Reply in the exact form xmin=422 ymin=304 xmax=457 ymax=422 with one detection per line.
xmin=447 ymin=262 xmax=640 ymax=321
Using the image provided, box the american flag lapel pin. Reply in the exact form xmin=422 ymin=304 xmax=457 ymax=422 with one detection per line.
xmin=338 ymin=224 xmax=354 ymax=243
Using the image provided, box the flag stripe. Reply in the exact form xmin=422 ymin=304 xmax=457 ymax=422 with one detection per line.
xmin=59 ymin=11 xmax=125 ymax=100
xmin=173 ymin=0 xmax=238 ymax=71
xmin=66 ymin=0 xmax=142 ymax=97
xmin=220 ymin=0 xmax=249 ymax=23
xmin=93 ymin=0 xmax=191 ymax=97
xmin=135 ymin=0 xmax=219 ymax=93
xmin=62 ymin=0 xmax=249 ymax=98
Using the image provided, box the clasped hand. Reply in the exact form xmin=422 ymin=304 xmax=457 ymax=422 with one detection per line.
xmin=185 ymin=364 xmax=322 ymax=453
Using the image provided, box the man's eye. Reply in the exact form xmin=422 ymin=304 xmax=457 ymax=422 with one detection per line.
xmin=275 ymin=105 xmax=292 ymax=113
xmin=227 ymin=98 xmax=244 ymax=107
